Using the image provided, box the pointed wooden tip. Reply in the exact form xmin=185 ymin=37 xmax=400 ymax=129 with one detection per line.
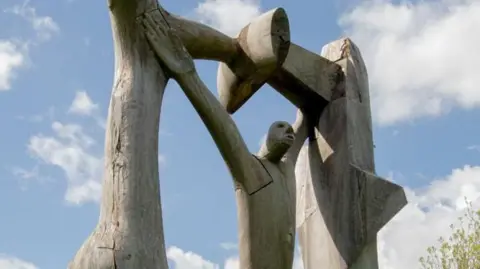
xmin=321 ymin=37 xmax=363 ymax=62
xmin=350 ymin=164 xmax=408 ymax=243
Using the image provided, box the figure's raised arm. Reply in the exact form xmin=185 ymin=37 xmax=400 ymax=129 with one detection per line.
xmin=141 ymin=11 xmax=254 ymax=183
xmin=286 ymin=109 xmax=308 ymax=164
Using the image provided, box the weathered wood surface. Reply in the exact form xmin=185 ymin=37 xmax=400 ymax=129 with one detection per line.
xmin=68 ymin=1 xmax=169 ymax=269
xmin=217 ymin=37 xmax=342 ymax=115
xmin=217 ymin=8 xmax=290 ymax=113
xmin=162 ymin=8 xmax=342 ymax=115
xmin=295 ymin=38 xmax=407 ymax=269
xmin=142 ymin=10 xmax=310 ymax=269
xmin=266 ymin=43 xmax=341 ymax=114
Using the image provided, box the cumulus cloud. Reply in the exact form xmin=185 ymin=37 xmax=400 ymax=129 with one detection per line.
xmin=0 ymin=41 xmax=25 ymax=90
xmin=194 ymin=0 xmax=261 ymax=36
xmin=167 ymin=246 xmax=304 ymax=269
xmin=69 ymin=91 xmax=106 ymax=129
xmin=258 ymin=134 xmax=267 ymax=148
xmin=8 ymin=1 xmax=60 ymax=41
xmin=22 ymin=90 xmax=103 ymax=205
xmin=69 ymin=91 xmax=99 ymax=116
xmin=164 ymin=163 xmax=480 ymax=269
xmin=0 ymin=255 xmax=37 ymax=269
xmin=0 ymin=2 xmax=59 ymax=91
xmin=339 ymin=0 xmax=480 ymax=125
xmin=19 ymin=93 xmax=167 ymax=204
xmin=167 ymin=247 xmax=219 ymax=269
xmin=223 ymin=257 xmax=239 ymax=269
xmin=378 ymin=165 xmax=480 ymax=268
xmin=28 ymin=121 xmax=103 ymax=204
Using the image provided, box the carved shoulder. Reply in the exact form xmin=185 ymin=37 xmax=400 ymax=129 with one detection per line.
xmin=237 ymin=155 xmax=274 ymax=195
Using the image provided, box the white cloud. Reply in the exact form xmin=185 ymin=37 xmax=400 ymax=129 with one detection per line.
xmin=194 ymin=0 xmax=261 ymax=36
xmin=167 ymin=246 xmax=304 ymax=269
xmin=0 ymin=255 xmax=37 ymax=269
xmin=221 ymin=255 xmax=304 ymax=269
xmin=165 ymin=164 xmax=480 ymax=269
xmin=28 ymin=121 xmax=103 ymax=204
xmin=378 ymin=165 xmax=480 ymax=268
xmin=8 ymin=1 xmax=60 ymax=41
xmin=21 ymin=94 xmax=167 ymax=204
xmin=258 ymin=134 xmax=267 ymax=148
xmin=167 ymin=247 xmax=219 ymax=269
xmin=223 ymin=257 xmax=239 ymax=269
xmin=69 ymin=91 xmax=99 ymax=116
xmin=68 ymin=91 xmax=106 ymax=129
xmin=0 ymin=41 xmax=26 ymax=91
xmin=340 ymin=0 xmax=480 ymax=125
xmin=0 ymin=2 xmax=59 ymax=91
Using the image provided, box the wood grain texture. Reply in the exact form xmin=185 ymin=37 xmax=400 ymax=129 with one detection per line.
xmin=268 ymin=43 xmax=342 ymax=114
xmin=141 ymin=12 xmax=311 ymax=268
xmin=165 ymin=11 xmax=238 ymax=63
xmin=68 ymin=1 xmax=169 ymax=269
xmin=177 ymin=63 xmax=304 ymax=269
xmin=162 ymin=7 xmax=344 ymax=115
xmin=295 ymin=38 xmax=407 ymax=269
xmin=217 ymin=8 xmax=291 ymax=114
xmin=176 ymin=60 xmax=306 ymax=269
xmin=218 ymin=39 xmax=343 ymax=115
xmin=166 ymin=7 xmax=342 ymax=115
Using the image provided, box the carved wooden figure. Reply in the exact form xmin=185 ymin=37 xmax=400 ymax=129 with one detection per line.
xmin=67 ymin=2 xmax=294 ymax=269
xmin=295 ymin=38 xmax=407 ymax=269
xmin=141 ymin=10 xmax=309 ymax=269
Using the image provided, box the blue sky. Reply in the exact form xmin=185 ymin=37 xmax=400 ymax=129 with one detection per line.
xmin=1 ymin=0 xmax=480 ymax=268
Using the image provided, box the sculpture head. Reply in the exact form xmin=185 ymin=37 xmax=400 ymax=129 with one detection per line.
xmin=258 ymin=121 xmax=294 ymax=162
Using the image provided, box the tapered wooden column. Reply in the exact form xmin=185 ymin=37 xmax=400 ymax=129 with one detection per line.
xmin=68 ymin=1 xmax=170 ymax=268
xmin=295 ymin=38 xmax=407 ymax=269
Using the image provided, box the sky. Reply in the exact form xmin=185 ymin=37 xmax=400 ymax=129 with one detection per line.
xmin=0 ymin=0 xmax=479 ymax=268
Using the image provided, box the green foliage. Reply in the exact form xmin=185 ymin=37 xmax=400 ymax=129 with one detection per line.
xmin=419 ymin=200 xmax=480 ymax=269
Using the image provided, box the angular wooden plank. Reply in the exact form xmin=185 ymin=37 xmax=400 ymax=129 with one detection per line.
xmin=268 ymin=43 xmax=341 ymax=112
xmin=295 ymin=38 xmax=407 ymax=269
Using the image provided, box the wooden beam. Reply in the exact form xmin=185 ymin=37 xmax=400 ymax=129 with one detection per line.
xmin=268 ymin=43 xmax=342 ymax=114
xmin=159 ymin=9 xmax=342 ymax=114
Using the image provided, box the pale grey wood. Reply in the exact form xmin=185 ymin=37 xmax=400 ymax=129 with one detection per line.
xmin=68 ymin=1 xmax=169 ymax=269
xmin=141 ymin=11 xmax=309 ymax=269
xmin=218 ymin=37 xmax=343 ymax=115
xmin=161 ymin=7 xmax=343 ymax=115
xmin=266 ymin=43 xmax=342 ymax=113
xmin=217 ymin=8 xmax=290 ymax=113
xmin=295 ymin=38 xmax=407 ymax=269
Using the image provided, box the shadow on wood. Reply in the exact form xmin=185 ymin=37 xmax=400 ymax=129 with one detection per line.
xmin=295 ymin=38 xmax=407 ymax=269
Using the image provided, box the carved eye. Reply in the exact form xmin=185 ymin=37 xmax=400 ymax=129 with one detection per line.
xmin=278 ymin=123 xmax=285 ymax=128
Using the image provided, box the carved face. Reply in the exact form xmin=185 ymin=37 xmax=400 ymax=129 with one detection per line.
xmin=262 ymin=121 xmax=294 ymax=159
xmin=267 ymin=121 xmax=294 ymax=147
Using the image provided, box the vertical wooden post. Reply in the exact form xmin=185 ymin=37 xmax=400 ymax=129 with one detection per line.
xmin=68 ymin=1 xmax=170 ymax=268
xmin=295 ymin=38 xmax=407 ymax=268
